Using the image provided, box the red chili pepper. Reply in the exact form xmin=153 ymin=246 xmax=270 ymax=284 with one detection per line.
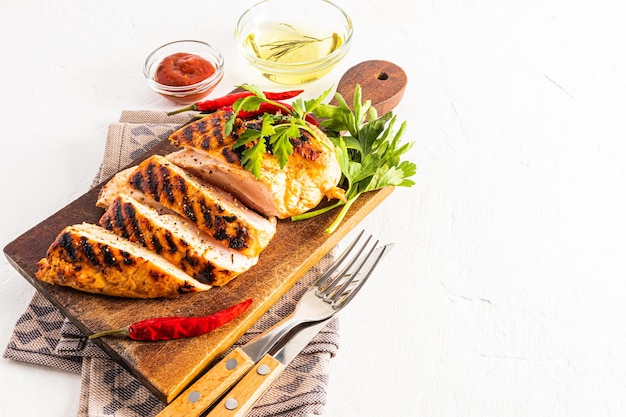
xmin=88 ymin=298 xmax=253 ymax=341
xmin=167 ymin=90 xmax=304 ymax=115
xmin=224 ymin=101 xmax=319 ymax=126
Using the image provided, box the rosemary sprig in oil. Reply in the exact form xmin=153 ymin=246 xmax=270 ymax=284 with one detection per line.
xmin=252 ymin=23 xmax=339 ymax=62
xmin=262 ymin=35 xmax=329 ymax=61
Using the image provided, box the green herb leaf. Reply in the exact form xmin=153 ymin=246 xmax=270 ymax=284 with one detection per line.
xmin=240 ymin=84 xmax=266 ymax=99
xmin=297 ymin=86 xmax=333 ymax=117
xmin=234 ymin=127 xmax=261 ymax=148
xmin=240 ymin=136 xmax=266 ymax=179
xmin=295 ymin=84 xmax=416 ymax=233
xmin=260 ymin=113 xmax=276 ymax=137
xmin=270 ymin=118 xmax=298 ymax=168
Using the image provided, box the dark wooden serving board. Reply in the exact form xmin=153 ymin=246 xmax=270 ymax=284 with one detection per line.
xmin=4 ymin=60 xmax=406 ymax=403
xmin=3 ymin=136 xmax=393 ymax=403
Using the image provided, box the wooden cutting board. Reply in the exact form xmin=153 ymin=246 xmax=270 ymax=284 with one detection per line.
xmin=3 ymin=60 xmax=406 ymax=403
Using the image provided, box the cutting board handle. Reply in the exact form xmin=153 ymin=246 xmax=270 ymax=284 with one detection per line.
xmin=333 ymin=60 xmax=407 ymax=115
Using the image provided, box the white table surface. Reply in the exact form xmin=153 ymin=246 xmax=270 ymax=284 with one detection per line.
xmin=2 ymin=1 xmax=626 ymax=416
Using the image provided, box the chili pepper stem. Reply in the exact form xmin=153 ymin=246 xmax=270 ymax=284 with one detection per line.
xmin=167 ymin=104 xmax=198 ymax=116
xmin=89 ymin=326 xmax=130 ymax=340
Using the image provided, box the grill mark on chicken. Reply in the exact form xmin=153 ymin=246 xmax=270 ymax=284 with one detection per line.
xmin=196 ymin=119 xmax=207 ymax=134
xmin=291 ymin=133 xmax=322 ymax=161
xmin=214 ymin=222 xmax=247 ymax=250
xmin=201 ymin=136 xmax=211 ymax=150
xmin=147 ymin=162 xmax=160 ymax=199
xmin=197 ymin=265 xmax=216 ymax=282
xmin=101 ymin=196 xmax=178 ymax=259
xmin=199 ymin=199 xmax=212 ymax=228
xmin=101 ymin=245 xmax=116 ymax=267
xmin=151 ymin=235 xmax=164 ymax=254
xmin=54 ymin=228 xmax=142 ymax=272
xmin=169 ymin=110 xmax=245 ymax=151
xmin=36 ymin=223 xmax=212 ymax=298
xmin=222 ymin=147 xmax=240 ymax=164
xmin=58 ymin=231 xmax=78 ymax=261
xmin=183 ymin=125 xmax=194 ymax=142
xmin=182 ymin=194 xmax=197 ymax=222
xmin=123 ymin=155 xmax=275 ymax=257
xmin=124 ymin=250 xmax=136 ymax=265
xmin=123 ymin=203 xmax=145 ymax=244
xmin=184 ymin=252 xmax=198 ymax=267
xmin=159 ymin=164 xmax=178 ymax=205
xmin=102 ymin=200 xmax=140 ymax=243
xmin=98 ymin=194 xmax=260 ymax=285
xmin=202 ymin=115 xmax=225 ymax=149
xmin=163 ymin=231 xmax=179 ymax=254
xmin=79 ymin=236 xmax=100 ymax=267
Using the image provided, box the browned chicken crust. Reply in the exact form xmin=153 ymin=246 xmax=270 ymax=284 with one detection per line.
xmin=36 ymin=223 xmax=210 ymax=298
xmin=169 ymin=110 xmax=244 ymax=150
xmin=126 ymin=155 xmax=276 ymax=257
xmin=169 ymin=110 xmax=334 ymax=164
xmin=99 ymin=193 xmax=257 ymax=286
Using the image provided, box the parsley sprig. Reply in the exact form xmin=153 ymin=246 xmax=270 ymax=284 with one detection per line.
xmin=226 ymin=84 xmax=330 ymax=177
xmin=293 ymin=85 xmax=416 ymax=233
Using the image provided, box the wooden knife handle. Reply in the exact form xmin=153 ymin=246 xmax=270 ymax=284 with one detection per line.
xmin=156 ymin=348 xmax=255 ymax=417
xmin=206 ymin=354 xmax=285 ymax=417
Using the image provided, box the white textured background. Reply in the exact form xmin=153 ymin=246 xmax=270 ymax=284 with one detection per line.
xmin=2 ymin=1 xmax=626 ymax=416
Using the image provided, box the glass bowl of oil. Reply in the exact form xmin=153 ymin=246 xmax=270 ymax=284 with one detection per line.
xmin=234 ymin=0 xmax=353 ymax=85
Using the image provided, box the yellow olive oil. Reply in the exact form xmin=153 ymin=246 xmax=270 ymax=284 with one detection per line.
xmin=244 ymin=23 xmax=344 ymax=84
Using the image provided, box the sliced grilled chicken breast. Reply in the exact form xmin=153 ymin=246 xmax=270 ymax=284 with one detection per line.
xmin=99 ymin=193 xmax=258 ymax=286
xmin=97 ymin=155 xmax=276 ymax=257
xmin=35 ymin=223 xmax=210 ymax=298
xmin=167 ymin=111 xmax=345 ymax=219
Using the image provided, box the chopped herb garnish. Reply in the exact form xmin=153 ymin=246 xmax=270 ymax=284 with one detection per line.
xmin=225 ymin=83 xmax=416 ymax=234
xmin=226 ymin=84 xmax=332 ymax=175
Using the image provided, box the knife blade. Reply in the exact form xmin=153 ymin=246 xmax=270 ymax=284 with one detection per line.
xmin=206 ymin=319 xmax=331 ymax=417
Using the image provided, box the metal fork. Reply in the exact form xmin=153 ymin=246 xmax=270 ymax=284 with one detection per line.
xmin=158 ymin=230 xmax=393 ymax=417
xmin=241 ymin=230 xmax=394 ymax=358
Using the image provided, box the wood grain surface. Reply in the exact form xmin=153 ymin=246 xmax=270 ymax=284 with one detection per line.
xmin=3 ymin=135 xmax=393 ymax=402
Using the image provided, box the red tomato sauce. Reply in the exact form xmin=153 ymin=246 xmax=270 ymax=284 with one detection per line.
xmin=154 ymin=52 xmax=216 ymax=86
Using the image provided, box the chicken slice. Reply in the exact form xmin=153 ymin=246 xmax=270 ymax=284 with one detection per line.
xmin=168 ymin=109 xmax=245 ymax=150
xmin=167 ymin=111 xmax=346 ymax=219
xmin=97 ymin=155 xmax=276 ymax=258
xmin=99 ymin=193 xmax=257 ymax=286
xmin=165 ymin=148 xmax=280 ymax=217
xmin=97 ymin=166 xmax=169 ymax=211
xmin=35 ymin=223 xmax=211 ymax=298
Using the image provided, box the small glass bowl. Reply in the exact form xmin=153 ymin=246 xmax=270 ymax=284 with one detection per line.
xmin=234 ymin=0 xmax=353 ymax=85
xmin=144 ymin=40 xmax=224 ymax=104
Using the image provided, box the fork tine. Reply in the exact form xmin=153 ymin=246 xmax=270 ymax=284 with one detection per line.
xmin=337 ymin=243 xmax=393 ymax=308
xmin=313 ymin=230 xmax=366 ymax=288
xmin=319 ymin=234 xmax=373 ymax=295
xmin=327 ymin=237 xmax=379 ymax=303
